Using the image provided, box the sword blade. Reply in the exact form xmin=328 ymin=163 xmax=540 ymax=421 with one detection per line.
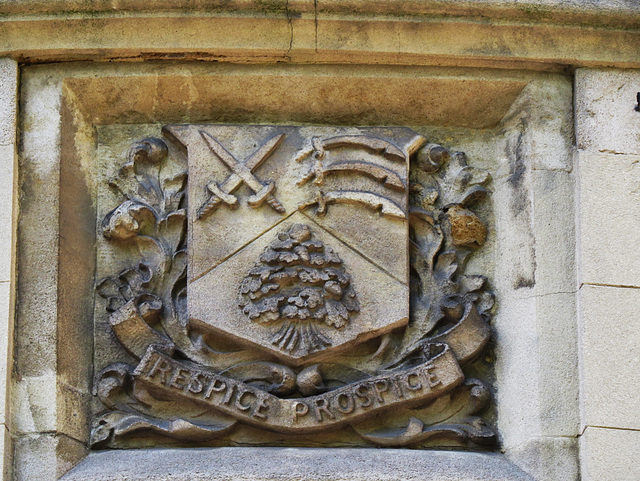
xmin=200 ymin=130 xmax=271 ymax=193
xmin=245 ymin=133 xmax=285 ymax=170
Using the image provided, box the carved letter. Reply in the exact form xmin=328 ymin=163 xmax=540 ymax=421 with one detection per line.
xmin=334 ymin=392 xmax=355 ymax=414
xmin=311 ymin=398 xmax=336 ymax=422
xmin=222 ymin=384 xmax=237 ymax=405
xmin=169 ymin=367 xmax=189 ymax=390
xmin=252 ymin=397 xmax=270 ymax=420
xmin=186 ymin=373 xmax=205 ymax=394
xmin=405 ymin=372 xmax=423 ymax=391
xmin=146 ymin=357 xmax=172 ymax=385
xmin=424 ymin=364 xmax=441 ymax=388
xmin=293 ymin=402 xmax=309 ymax=422
xmin=372 ymin=380 xmax=389 ymax=403
xmin=355 ymin=385 xmax=373 ymax=408
xmin=203 ymin=378 xmax=227 ymax=400
xmin=235 ymin=390 xmax=254 ymax=411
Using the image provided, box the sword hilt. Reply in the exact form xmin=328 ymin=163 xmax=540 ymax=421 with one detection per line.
xmin=197 ymin=182 xmax=239 ymax=219
xmin=248 ymin=181 xmax=286 ymax=214
xmin=197 ymin=195 xmax=222 ymax=219
xmin=266 ymin=195 xmax=286 ymax=213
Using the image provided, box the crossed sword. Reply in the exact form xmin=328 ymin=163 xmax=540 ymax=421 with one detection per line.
xmin=197 ymin=131 xmax=286 ymax=219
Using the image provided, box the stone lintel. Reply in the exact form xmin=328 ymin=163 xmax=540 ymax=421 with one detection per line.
xmin=60 ymin=447 xmax=534 ymax=481
xmin=0 ymin=7 xmax=638 ymax=68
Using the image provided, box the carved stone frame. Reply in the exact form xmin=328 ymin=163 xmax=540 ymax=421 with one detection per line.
xmin=13 ymin=62 xmax=578 ymax=480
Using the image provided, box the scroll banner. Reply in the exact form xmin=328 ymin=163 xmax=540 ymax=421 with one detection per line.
xmin=133 ymin=344 xmax=464 ymax=434
xmin=426 ymin=303 xmax=491 ymax=365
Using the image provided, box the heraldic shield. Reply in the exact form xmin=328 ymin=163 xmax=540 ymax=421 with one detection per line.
xmin=93 ymin=122 xmax=495 ymax=449
xmin=165 ymin=125 xmax=419 ymax=365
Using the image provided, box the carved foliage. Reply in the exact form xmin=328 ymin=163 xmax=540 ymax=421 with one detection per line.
xmin=408 ymin=144 xmax=494 ymax=342
xmin=92 ymin=129 xmax=495 ymax=450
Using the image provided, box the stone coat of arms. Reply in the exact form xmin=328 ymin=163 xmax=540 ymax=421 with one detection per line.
xmin=93 ymin=124 xmax=495 ymax=448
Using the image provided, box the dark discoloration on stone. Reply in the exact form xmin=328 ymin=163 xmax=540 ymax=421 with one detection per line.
xmin=506 ymin=125 xmax=528 ymax=216
xmin=515 ymin=276 xmax=535 ymax=290
xmin=505 ymin=122 xmax=536 ymax=290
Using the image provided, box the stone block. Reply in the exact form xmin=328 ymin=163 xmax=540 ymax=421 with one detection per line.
xmin=577 ymin=151 xmax=640 ymax=287
xmin=60 ymin=447 xmax=534 ymax=481
xmin=579 ymin=285 xmax=640 ymax=431
xmin=492 ymin=170 xmax=576 ymax=296
xmin=494 ymin=291 xmax=579 ymax=448
xmin=531 ymin=170 xmax=577 ymax=296
xmin=13 ymin=433 xmax=87 ymax=481
xmin=580 ymin=426 xmax=640 ymax=481
xmin=500 ymin=75 xmax=573 ymax=173
xmin=16 ymin=68 xmax=63 ymax=377
xmin=0 ymin=58 xmax=17 ymax=146
xmin=576 ymin=68 xmax=640 ymax=155
xmin=11 ymin=370 xmax=57 ymax=434
xmin=492 ymin=173 xmax=536 ymax=295
xmin=508 ymin=436 xmax=579 ymax=481
xmin=493 ymin=293 xmax=540 ymax=448
xmin=0 ymin=58 xmax=17 ymax=284
xmin=57 ymin=383 xmax=90 ymax=444
xmin=0 ymin=283 xmax=11 ymax=426
xmin=0 ymin=144 xmax=16 ymax=283
xmin=533 ymin=291 xmax=579 ymax=437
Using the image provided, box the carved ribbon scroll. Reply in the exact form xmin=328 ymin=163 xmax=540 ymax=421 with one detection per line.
xmin=92 ymin=127 xmax=495 ymax=449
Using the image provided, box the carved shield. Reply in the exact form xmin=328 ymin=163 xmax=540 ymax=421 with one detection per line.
xmin=164 ymin=125 xmax=424 ymax=365
xmin=95 ymin=124 xmax=495 ymax=448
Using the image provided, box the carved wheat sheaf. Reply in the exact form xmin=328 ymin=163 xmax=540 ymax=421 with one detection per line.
xmin=238 ymin=224 xmax=359 ymax=355
xmin=92 ymin=126 xmax=495 ymax=450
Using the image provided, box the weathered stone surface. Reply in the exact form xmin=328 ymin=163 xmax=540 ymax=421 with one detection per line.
xmin=498 ymin=75 xmax=574 ymax=173
xmin=530 ymin=170 xmax=576 ymax=296
xmin=89 ymin=120 xmax=495 ymax=450
xmin=495 ymin=291 xmax=579 ymax=445
xmin=1 ymin=4 xmax=640 ymax=69
xmin=579 ymin=285 xmax=640 ymax=431
xmin=60 ymin=447 xmax=534 ymax=481
xmin=16 ymin=67 xmax=62 ymax=378
xmin=12 ymin=61 xmax=585 ymax=479
xmin=576 ymin=68 xmax=640 ymax=155
xmin=492 ymin=111 xmax=579 ymax=459
xmin=171 ymin=125 xmax=415 ymax=364
xmin=577 ymin=151 xmax=640 ymax=287
xmin=168 ymin=124 xmax=416 ymax=283
xmin=0 ymin=144 xmax=16 ymax=284
xmin=508 ymin=437 xmax=579 ymax=481
xmin=13 ymin=433 xmax=87 ymax=481
xmin=0 ymin=59 xmax=17 ymax=444
xmin=580 ymin=426 xmax=640 ymax=481
xmin=190 ymin=213 xmax=408 ymax=364
xmin=62 ymin=66 xmax=528 ymax=130
xmin=0 ymin=58 xmax=17 ymax=147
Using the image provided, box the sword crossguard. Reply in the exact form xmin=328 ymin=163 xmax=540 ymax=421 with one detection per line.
xmin=247 ymin=181 xmax=285 ymax=213
xmin=208 ymin=182 xmax=238 ymax=207
xmin=198 ymin=131 xmax=287 ymax=218
xmin=196 ymin=182 xmax=239 ymax=219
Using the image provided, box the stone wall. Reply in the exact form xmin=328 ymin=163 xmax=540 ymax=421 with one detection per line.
xmin=0 ymin=1 xmax=638 ymax=480
xmin=575 ymin=69 xmax=640 ymax=481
